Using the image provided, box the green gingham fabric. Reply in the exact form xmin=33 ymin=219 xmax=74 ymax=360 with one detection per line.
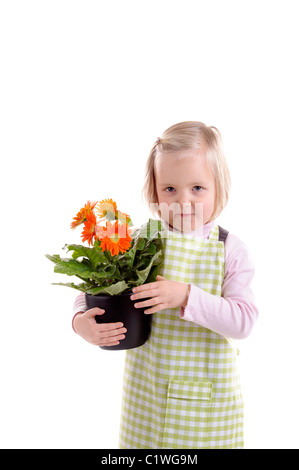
xmin=119 ymin=225 xmax=244 ymax=449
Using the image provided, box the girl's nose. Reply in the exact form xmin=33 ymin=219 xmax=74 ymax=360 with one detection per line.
xmin=177 ymin=191 xmax=192 ymax=207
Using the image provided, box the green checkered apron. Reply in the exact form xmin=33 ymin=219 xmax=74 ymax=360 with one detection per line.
xmin=119 ymin=225 xmax=244 ymax=449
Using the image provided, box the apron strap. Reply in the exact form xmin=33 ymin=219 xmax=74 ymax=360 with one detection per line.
xmin=218 ymin=225 xmax=229 ymax=243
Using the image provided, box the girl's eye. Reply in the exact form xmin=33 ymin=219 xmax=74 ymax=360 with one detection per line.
xmin=165 ymin=187 xmax=175 ymax=192
xmin=193 ymin=186 xmax=203 ymax=192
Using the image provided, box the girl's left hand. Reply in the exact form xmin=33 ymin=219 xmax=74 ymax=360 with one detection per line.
xmin=130 ymin=275 xmax=189 ymax=314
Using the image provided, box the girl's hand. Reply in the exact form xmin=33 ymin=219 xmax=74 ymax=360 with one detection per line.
xmin=73 ymin=308 xmax=127 ymax=346
xmin=130 ymin=275 xmax=189 ymax=314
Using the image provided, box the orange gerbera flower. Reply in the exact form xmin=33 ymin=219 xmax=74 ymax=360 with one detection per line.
xmin=71 ymin=201 xmax=97 ymax=229
xmin=98 ymin=221 xmax=132 ymax=256
xmin=95 ymin=198 xmax=117 ymax=220
xmin=81 ymin=211 xmax=97 ymax=246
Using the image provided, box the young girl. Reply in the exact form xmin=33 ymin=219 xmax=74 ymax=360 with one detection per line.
xmin=72 ymin=121 xmax=259 ymax=449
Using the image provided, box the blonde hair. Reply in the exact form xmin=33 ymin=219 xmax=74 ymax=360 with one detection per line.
xmin=142 ymin=121 xmax=231 ymax=221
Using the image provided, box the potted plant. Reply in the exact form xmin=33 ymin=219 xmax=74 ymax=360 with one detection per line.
xmin=46 ymin=199 xmax=163 ymax=350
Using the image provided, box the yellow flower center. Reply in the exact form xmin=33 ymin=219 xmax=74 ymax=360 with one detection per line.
xmin=110 ymin=234 xmax=119 ymax=244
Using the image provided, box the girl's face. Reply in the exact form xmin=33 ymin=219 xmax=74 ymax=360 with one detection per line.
xmin=154 ymin=148 xmax=216 ymax=232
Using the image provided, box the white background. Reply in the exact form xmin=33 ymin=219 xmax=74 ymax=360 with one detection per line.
xmin=1 ymin=0 xmax=299 ymax=449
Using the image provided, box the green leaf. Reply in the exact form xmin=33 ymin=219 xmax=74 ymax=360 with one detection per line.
xmin=137 ymin=219 xmax=162 ymax=239
xmin=54 ymin=258 xmax=93 ymax=278
xmin=135 ymin=237 xmax=146 ymax=251
xmin=91 ymin=264 xmax=117 ymax=281
xmin=64 ymin=244 xmax=107 ymax=270
xmin=146 ymin=264 xmax=160 ymax=283
xmin=52 ymin=282 xmax=91 ymax=292
xmin=142 ymin=240 xmax=157 ymax=256
xmin=86 ymin=280 xmax=129 ymax=296
xmin=90 ymin=271 xmax=108 ymax=280
xmin=131 ymin=249 xmax=163 ymax=286
xmin=45 ymin=254 xmax=62 ymax=264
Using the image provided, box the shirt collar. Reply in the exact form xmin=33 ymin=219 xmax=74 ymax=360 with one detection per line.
xmin=161 ymin=219 xmax=217 ymax=239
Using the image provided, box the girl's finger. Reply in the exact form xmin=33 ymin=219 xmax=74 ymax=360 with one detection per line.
xmin=133 ymin=297 xmax=160 ymax=309
xmin=98 ymin=322 xmax=124 ymax=331
xmin=130 ymin=289 xmax=157 ymax=301
xmin=99 ymin=335 xmax=125 ymax=346
xmin=98 ymin=327 xmax=127 ymax=338
xmin=144 ymin=303 xmax=165 ymax=314
xmin=132 ymin=282 xmax=158 ymax=293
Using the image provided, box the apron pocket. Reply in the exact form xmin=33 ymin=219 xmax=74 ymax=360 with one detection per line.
xmin=162 ymin=380 xmax=213 ymax=449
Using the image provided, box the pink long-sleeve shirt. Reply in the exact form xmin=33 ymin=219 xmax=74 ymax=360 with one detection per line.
xmin=72 ymin=220 xmax=259 ymax=340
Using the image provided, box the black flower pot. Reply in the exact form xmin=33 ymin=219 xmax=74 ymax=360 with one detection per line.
xmin=85 ymin=292 xmax=152 ymax=351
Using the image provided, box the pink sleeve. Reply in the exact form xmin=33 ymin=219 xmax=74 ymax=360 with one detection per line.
xmin=73 ymin=291 xmax=87 ymax=315
xmin=180 ymin=234 xmax=259 ymax=339
xmin=72 ymin=292 xmax=87 ymax=333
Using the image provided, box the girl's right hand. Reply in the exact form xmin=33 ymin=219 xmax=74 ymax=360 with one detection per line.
xmin=73 ymin=307 xmax=127 ymax=346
